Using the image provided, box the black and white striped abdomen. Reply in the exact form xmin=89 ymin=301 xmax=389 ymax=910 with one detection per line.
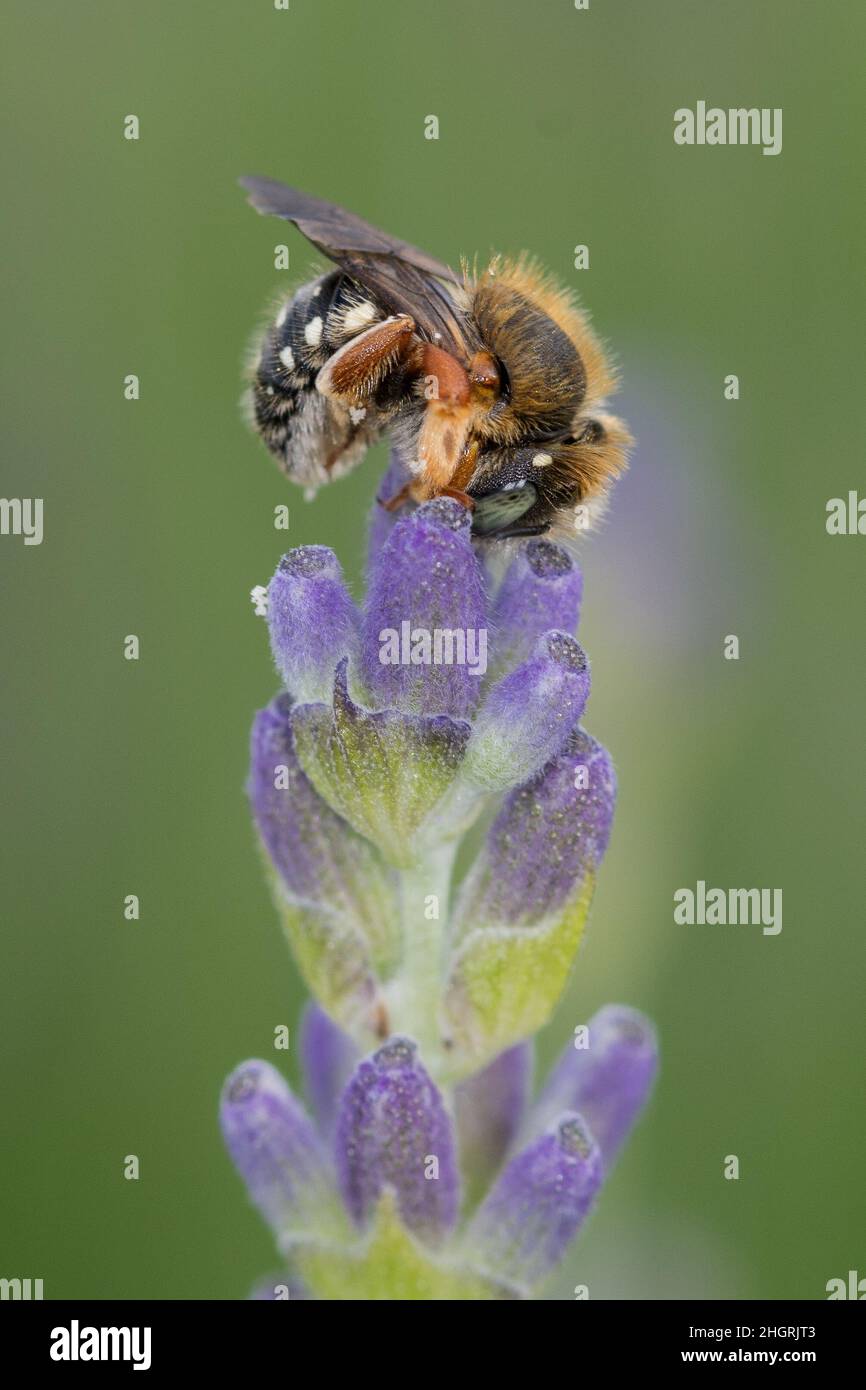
xmin=250 ymin=271 xmax=388 ymax=490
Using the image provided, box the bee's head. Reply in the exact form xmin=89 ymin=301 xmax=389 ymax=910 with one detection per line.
xmin=469 ymin=258 xmax=616 ymax=447
xmin=467 ymin=411 xmax=632 ymax=539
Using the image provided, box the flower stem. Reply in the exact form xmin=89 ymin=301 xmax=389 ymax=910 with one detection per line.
xmin=387 ymin=842 xmax=456 ymax=1072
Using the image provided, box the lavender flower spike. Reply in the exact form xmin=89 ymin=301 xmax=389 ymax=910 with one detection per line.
xmin=335 ymin=1037 xmax=460 ymax=1245
xmin=267 ymin=545 xmax=359 ymax=704
xmin=529 ymin=1005 xmax=659 ymax=1170
xmin=466 ymin=1114 xmax=603 ymax=1291
xmin=229 ymin=478 xmax=658 ymax=1299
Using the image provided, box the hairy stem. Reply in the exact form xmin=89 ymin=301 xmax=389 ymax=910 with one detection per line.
xmin=386 ymin=842 xmax=456 ymax=1073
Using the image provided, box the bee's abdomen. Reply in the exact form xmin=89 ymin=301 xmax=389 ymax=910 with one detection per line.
xmin=250 ymin=272 xmax=384 ymax=487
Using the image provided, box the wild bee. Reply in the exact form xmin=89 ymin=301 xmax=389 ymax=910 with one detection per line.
xmin=241 ymin=177 xmax=631 ymax=539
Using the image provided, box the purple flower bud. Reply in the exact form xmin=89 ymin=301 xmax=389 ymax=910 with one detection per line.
xmin=491 ymin=540 xmax=583 ymax=673
xmin=300 ymin=1003 xmax=359 ymax=1139
xmin=248 ymin=694 xmax=327 ymax=903
xmin=530 ymin=1005 xmax=658 ymax=1170
xmin=366 ymin=446 xmax=414 ymax=571
xmin=467 ymin=1114 xmax=602 ymax=1289
xmin=267 ymin=546 xmax=359 ymax=703
xmin=335 ymin=1037 xmax=460 ymax=1244
xmin=455 ymin=1042 xmax=533 ymax=1190
xmin=220 ymin=1060 xmax=342 ymax=1246
xmin=247 ymin=693 xmax=398 ymax=972
xmin=361 ymin=498 xmax=488 ymax=719
xmin=455 ymin=728 xmax=614 ymax=931
xmin=463 ymin=632 xmax=590 ymax=790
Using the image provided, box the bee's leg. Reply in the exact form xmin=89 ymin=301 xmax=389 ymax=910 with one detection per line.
xmin=431 ymin=438 xmax=479 ymax=510
xmin=250 ymin=271 xmax=399 ymax=490
xmin=379 ymin=483 xmax=476 ymax=515
xmin=316 ymin=316 xmax=419 ymax=405
xmin=438 ymin=486 xmax=476 ymax=510
xmin=377 ymin=481 xmax=413 ymax=513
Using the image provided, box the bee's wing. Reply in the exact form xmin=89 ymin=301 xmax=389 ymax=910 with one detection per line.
xmin=240 ymin=177 xmax=476 ymax=357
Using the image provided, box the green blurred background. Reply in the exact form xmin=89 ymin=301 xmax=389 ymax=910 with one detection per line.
xmin=2 ymin=0 xmax=864 ymax=1299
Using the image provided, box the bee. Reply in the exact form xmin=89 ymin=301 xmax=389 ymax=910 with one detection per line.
xmin=241 ymin=177 xmax=631 ymax=540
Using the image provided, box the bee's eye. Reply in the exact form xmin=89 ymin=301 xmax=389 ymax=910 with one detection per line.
xmin=470 ymin=481 xmax=538 ymax=535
